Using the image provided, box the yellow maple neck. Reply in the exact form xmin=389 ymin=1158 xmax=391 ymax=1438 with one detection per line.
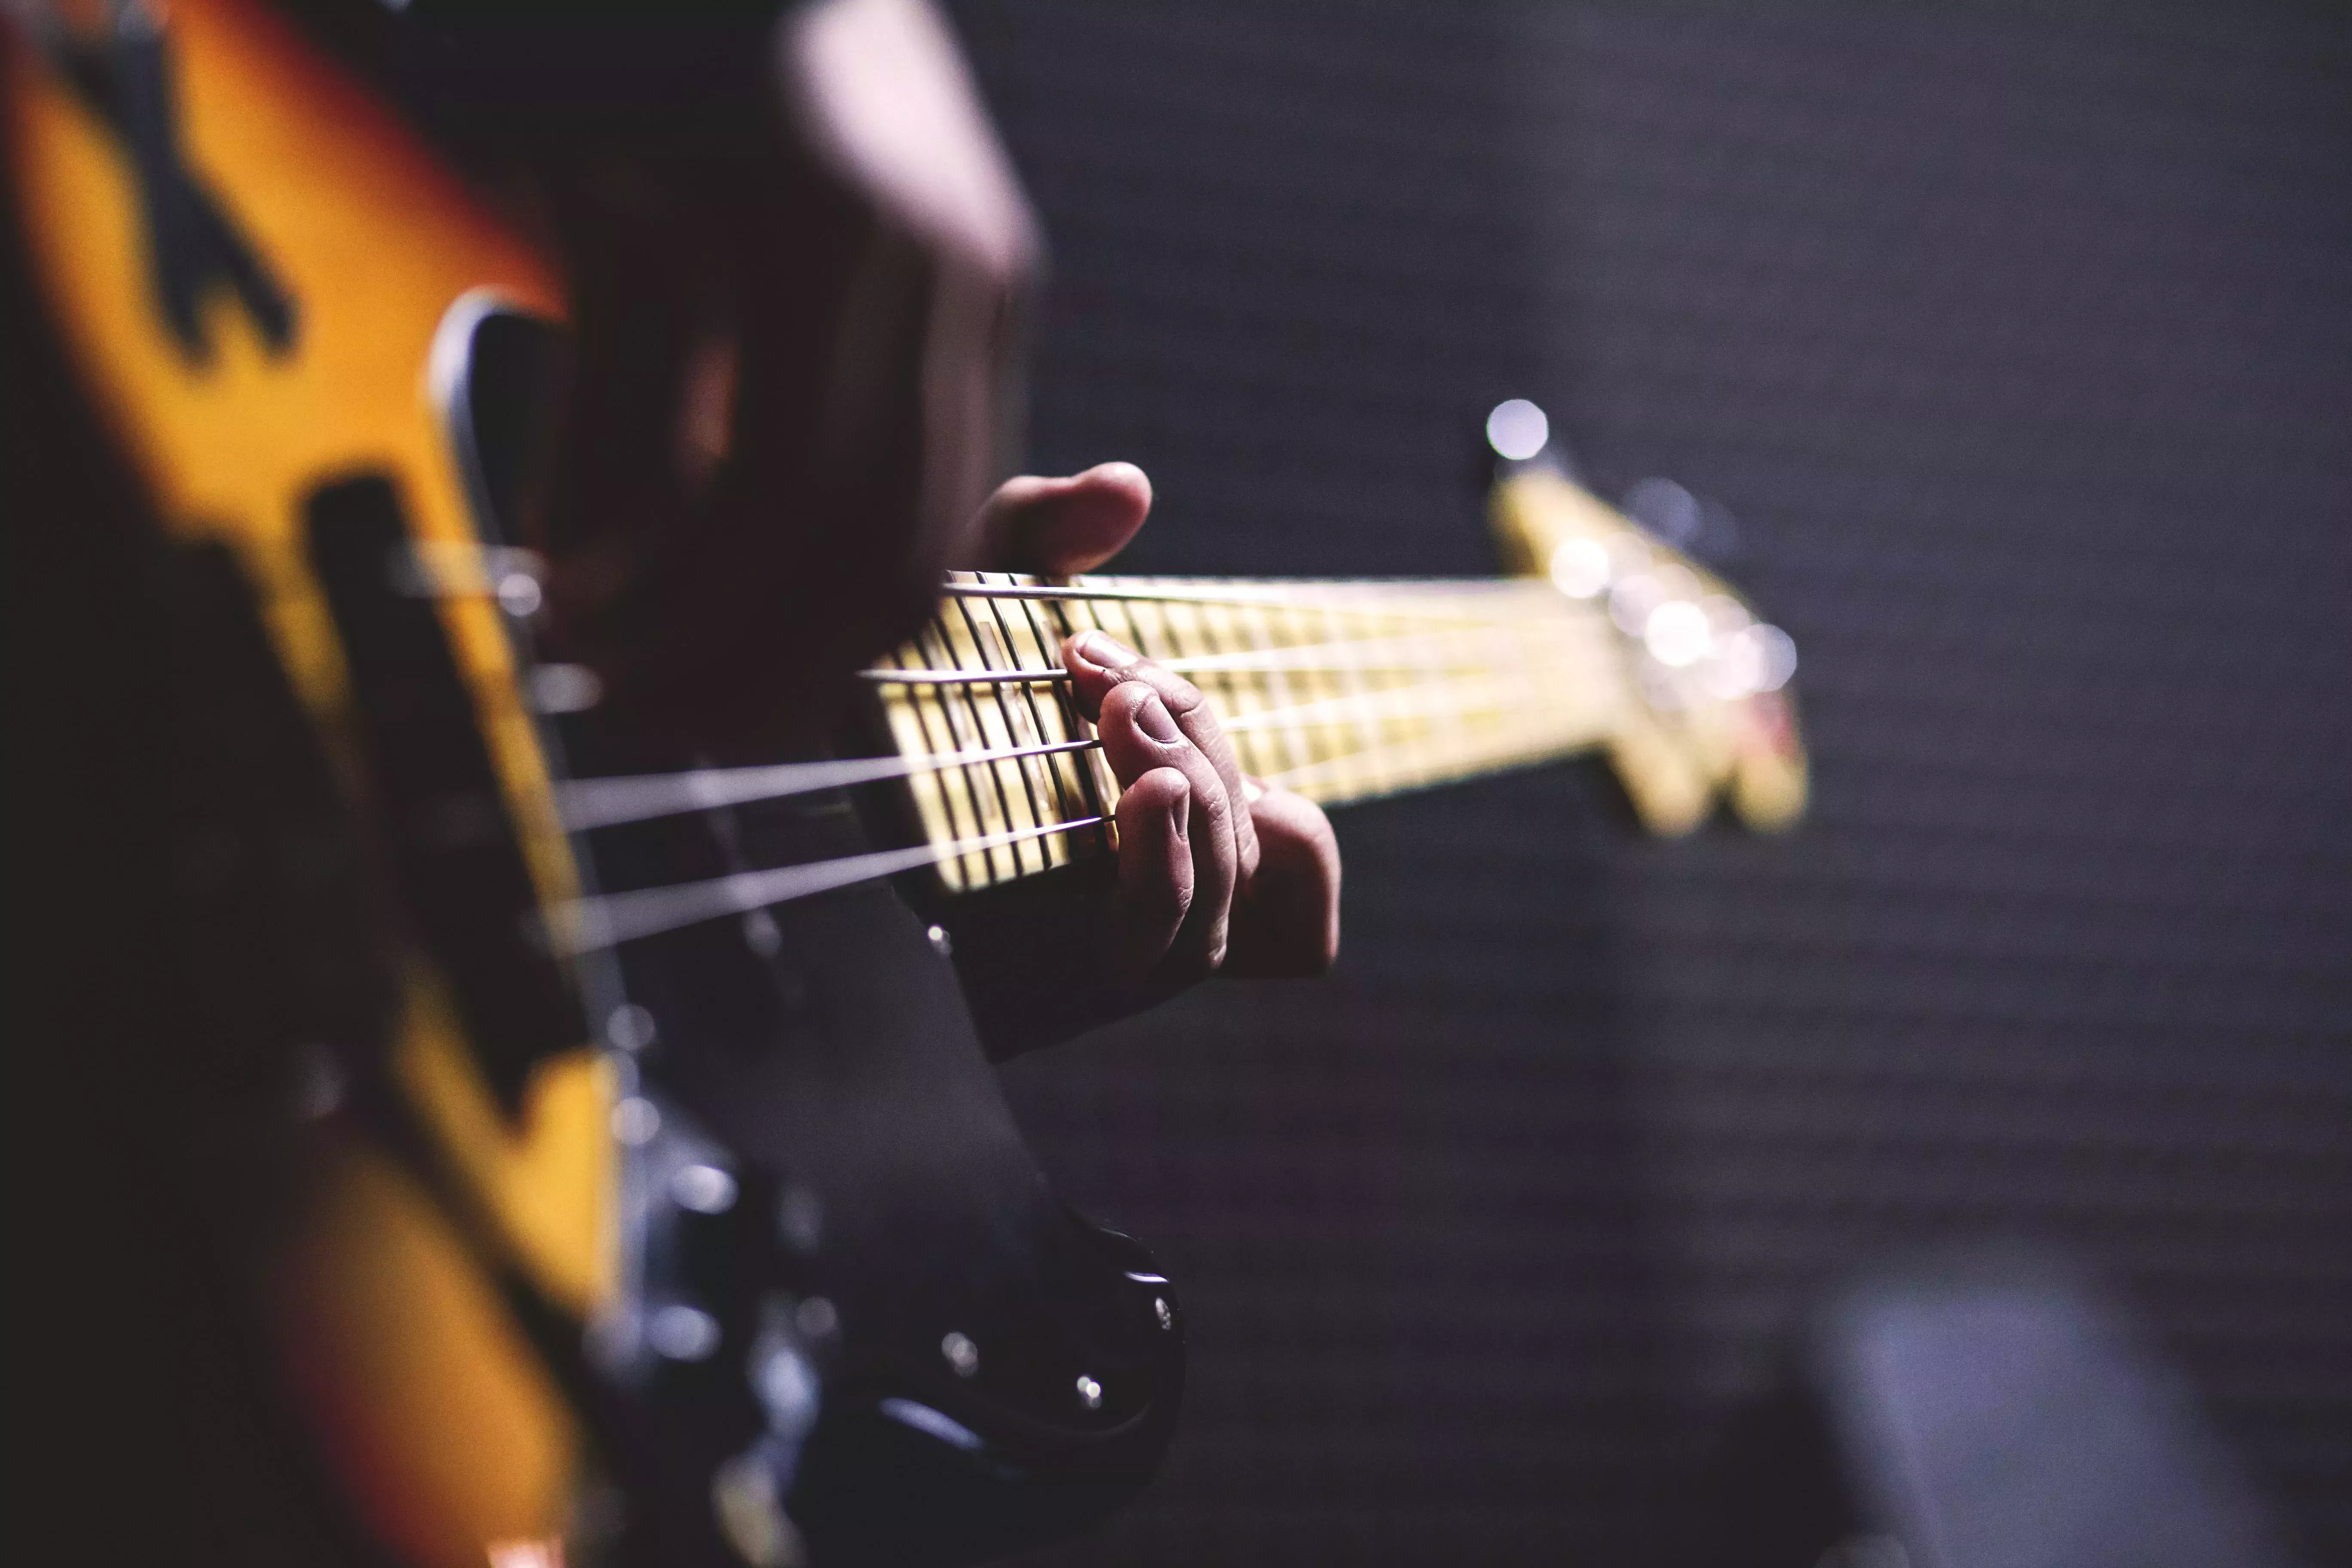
xmin=866 ymin=473 xmax=1809 ymax=897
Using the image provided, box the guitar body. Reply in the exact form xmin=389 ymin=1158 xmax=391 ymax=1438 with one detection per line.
xmin=9 ymin=8 xmax=1200 ymax=1565
xmin=5 ymin=6 xmax=1801 ymax=1567
xmin=6 ymin=3 xmax=606 ymax=1562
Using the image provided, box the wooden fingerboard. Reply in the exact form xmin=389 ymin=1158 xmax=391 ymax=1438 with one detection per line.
xmin=868 ymin=575 xmax=1632 ymax=894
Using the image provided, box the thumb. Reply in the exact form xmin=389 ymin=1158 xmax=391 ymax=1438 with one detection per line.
xmin=972 ymin=462 xmax=1153 ymax=573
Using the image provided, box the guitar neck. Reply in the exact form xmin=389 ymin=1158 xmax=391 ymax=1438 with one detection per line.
xmin=869 ymin=573 xmax=1636 ymax=895
xmin=866 ymin=471 xmax=1807 ymax=897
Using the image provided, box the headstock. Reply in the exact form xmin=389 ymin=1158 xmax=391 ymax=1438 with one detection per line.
xmin=1485 ymin=426 xmax=1807 ymax=836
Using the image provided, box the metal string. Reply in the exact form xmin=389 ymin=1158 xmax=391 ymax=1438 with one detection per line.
xmin=541 ymin=817 xmax=1108 ymax=957
xmin=553 ymin=739 xmax=1100 ymax=831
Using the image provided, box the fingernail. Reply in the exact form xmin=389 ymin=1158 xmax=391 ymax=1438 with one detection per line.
xmin=1166 ymin=785 xmax=1189 ymax=842
xmin=1076 ymin=631 xmax=1138 ymax=670
xmin=1133 ymin=690 xmax=1183 ymax=744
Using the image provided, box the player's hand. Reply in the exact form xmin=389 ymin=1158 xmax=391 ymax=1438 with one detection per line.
xmin=956 ymin=465 xmax=1340 ymax=1049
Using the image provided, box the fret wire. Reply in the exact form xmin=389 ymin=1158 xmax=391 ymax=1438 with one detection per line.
xmin=957 ymin=586 xmax=1052 ymax=874
xmin=1393 ymin=602 xmax=1435 ymax=795
xmin=1497 ymin=603 xmax=1556 ymax=773
xmin=1261 ymin=718 xmax=1614 ymax=802
xmin=962 ymin=587 xmax=1034 ymax=868
xmin=1156 ymin=583 xmax=1205 ymax=757
xmin=879 ymin=639 xmax=959 ymax=888
xmin=998 ymin=585 xmax=1078 ymax=868
xmin=1296 ymin=597 xmax=1335 ymax=778
xmin=1420 ymin=595 xmax=1472 ymax=787
xmin=1245 ymin=597 xmax=1307 ymax=779
xmin=1383 ymin=602 xmax=1421 ymax=799
xmin=1264 ymin=594 xmax=1311 ymax=784
xmin=999 ymin=585 xmax=1072 ymax=870
xmin=1192 ymin=597 xmax=1237 ymax=777
xmin=929 ymin=615 xmax=1001 ymax=889
xmin=1338 ymin=596 xmax=1376 ymax=796
xmin=1003 ymin=585 xmax=1084 ymax=856
xmin=874 ymin=577 xmax=1646 ymax=889
xmin=919 ymin=617 xmax=1000 ymax=888
xmin=1371 ymin=601 xmax=1407 ymax=796
xmin=973 ymin=594 xmax=1039 ymax=880
xmin=1037 ymin=588 xmax=1116 ymax=854
xmin=1212 ymin=598 xmax=1254 ymax=770
xmin=1216 ymin=668 xmax=1538 ymax=735
xmin=1165 ymin=625 xmax=1550 ymax=676
xmin=1229 ymin=596 xmax=1271 ymax=779
xmin=1324 ymin=594 xmax=1378 ymax=797
xmin=883 ymin=640 xmax=966 ymax=892
xmin=1475 ymin=601 xmax=1525 ymax=782
xmin=1297 ymin=595 xmax=1342 ymax=784
xmin=942 ymin=596 xmax=1028 ymax=884
xmin=1057 ymin=588 xmax=1123 ymax=843
xmin=1074 ymin=592 xmax=1113 ymax=832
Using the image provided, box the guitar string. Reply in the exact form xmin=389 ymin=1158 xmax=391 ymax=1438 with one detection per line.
xmin=555 ymin=619 xmax=1612 ymax=830
xmin=855 ymin=622 xmax=1611 ymax=683
xmin=955 ymin=585 xmax=1053 ymax=878
xmin=895 ymin=622 xmax=988 ymax=882
xmin=542 ymin=817 xmax=1108 ymax=957
xmin=1008 ymin=580 xmax=1092 ymax=850
xmin=924 ymin=612 xmax=1013 ymax=886
xmin=552 ymin=738 xmax=1104 ymax=831
xmin=540 ymin=585 xmax=1630 ymax=929
xmin=933 ymin=597 xmax=1008 ymax=878
xmin=938 ymin=580 xmax=1541 ymax=614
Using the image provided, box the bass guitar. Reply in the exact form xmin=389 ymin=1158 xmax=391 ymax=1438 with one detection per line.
xmin=3 ymin=1 xmax=1803 ymax=1564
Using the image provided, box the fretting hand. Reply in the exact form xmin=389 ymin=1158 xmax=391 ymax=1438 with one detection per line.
xmin=957 ymin=462 xmax=1341 ymax=1047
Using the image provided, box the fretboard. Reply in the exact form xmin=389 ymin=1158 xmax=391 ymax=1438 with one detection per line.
xmin=862 ymin=469 xmax=1807 ymax=897
xmin=869 ymin=573 xmax=1641 ymax=895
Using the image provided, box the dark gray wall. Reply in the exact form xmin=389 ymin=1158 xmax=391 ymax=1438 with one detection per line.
xmin=948 ymin=6 xmax=2352 ymax=1563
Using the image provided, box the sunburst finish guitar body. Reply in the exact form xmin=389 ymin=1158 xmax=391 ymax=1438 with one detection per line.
xmin=7 ymin=4 xmax=603 ymax=1565
xmin=3 ymin=3 xmax=1804 ymax=1565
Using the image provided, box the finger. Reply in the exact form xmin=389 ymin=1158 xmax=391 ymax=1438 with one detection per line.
xmin=1222 ymin=779 xmax=1341 ymax=979
xmin=1107 ymin=766 xmax=1193 ymax=980
xmin=1095 ymin=679 xmax=1238 ymax=976
xmin=1063 ymin=631 xmax=1261 ymax=880
xmin=971 ymin=462 xmax=1153 ymax=573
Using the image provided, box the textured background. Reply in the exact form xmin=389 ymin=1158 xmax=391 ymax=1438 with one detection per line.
xmin=943 ymin=6 xmax=2352 ymax=1563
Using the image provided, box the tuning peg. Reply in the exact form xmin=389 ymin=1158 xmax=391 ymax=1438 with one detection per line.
xmin=1485 ymin=398 xmax=1550 ymax=462
xmin=1486 ymin=397 xmax=1586 ymax=482
xmin=1623 ymin=476 xmax=1743 ymax=564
